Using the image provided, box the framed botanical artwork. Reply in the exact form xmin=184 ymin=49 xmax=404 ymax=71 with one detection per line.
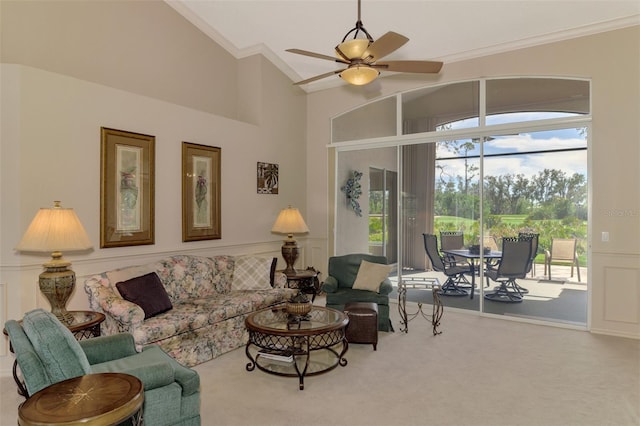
xmin=182 ymin=142 xmax=221 ymax=242
xmin=100 ymin=127 xmax=155 ymax=248
xmin=257 ymin=162 xmax=278 ymax=194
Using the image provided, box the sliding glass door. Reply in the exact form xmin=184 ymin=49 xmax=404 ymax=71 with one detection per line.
xmin=333 ymin=77 xmax=590 ymax=327
xmin=335 ymin=146 xmax=399 ymax=279
xmin=369 ymin=167 xmax=397 ymax=263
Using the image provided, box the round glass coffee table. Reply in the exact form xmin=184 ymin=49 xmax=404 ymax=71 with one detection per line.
xmin=245 ymin=305 xmax=349 ymax=390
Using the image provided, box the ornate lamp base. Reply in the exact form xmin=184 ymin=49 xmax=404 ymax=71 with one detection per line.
xmin=39 ymin=263 xmax=76 ymax=325
xmin=281 ymin=240 xmax=300 ymax=276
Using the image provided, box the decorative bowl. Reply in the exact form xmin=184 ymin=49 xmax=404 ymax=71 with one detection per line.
xmin=286 ymin=301 xmax=312 ymax=316
xmin=469 ymin=245 xmax=491 ymax=255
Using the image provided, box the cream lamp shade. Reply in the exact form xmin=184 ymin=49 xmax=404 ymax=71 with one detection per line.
xmin=340 ymin=65 xmax=379 ymax=86
xmin=335 ymin=37 xmax=380 ymax=86
xmin=16 ymin=201 xmax=92 ymax=324
xmin=271 ymin=206 xmax=309 ymax=275
xmin=336 ymin=39 xmax=370 ymax=60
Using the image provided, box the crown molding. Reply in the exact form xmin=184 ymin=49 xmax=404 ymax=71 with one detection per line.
xmin=440 ymin=15 xmax=640 ymax=65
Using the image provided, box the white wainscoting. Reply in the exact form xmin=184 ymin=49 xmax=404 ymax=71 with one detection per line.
xmin=590 ymin=252 xmax=640 ymax=339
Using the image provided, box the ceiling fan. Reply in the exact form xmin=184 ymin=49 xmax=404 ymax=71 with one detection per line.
xmin=286 ymin=0 xmax=443 ymax=86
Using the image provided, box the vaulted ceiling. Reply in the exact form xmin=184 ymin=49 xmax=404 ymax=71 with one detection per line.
xmin=167 ymin=1 xmax=640 ymax=92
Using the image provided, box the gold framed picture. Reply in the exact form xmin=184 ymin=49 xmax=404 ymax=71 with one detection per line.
xmin=100 ymin=127 xmax=155 ymax=248
xmin=182 ymin=142 xmax=221 ymax=242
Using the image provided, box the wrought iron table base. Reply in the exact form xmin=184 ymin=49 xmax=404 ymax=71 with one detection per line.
xmin=398 ymin=278 xmax=443 ymax=335
xmin=245 ymin=331 xmax=348 ymax=390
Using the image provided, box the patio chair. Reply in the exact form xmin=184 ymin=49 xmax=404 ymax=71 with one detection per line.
xmin=506 ymin=232 xmax=539 ymax=294
xmin=484 ymin=237 xmax=532 ymax=303
xmin=544 ymin=238 xmax=581 ymax=282
xmin=440 ymin=230 xmax=465 ymax=263
xmin=440 ymin=230 xmax=472 ymax=286
xmin=423 ymin=233 xmax=472 ymax=297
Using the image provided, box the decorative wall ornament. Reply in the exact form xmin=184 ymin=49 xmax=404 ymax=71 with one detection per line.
xmin=341 ymin=170 xmax=363 ymax=216
xmin=257 ymin=162 xmax=279 ymax=194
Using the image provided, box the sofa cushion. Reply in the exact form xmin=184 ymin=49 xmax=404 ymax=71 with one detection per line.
xmin=232 ymin=256 xmax=273 ymax=290
xmin=106 ymin=264 xmax=156 ymax=290
xmin=116 ymin=273 xmax=173 ymax=319
xmin=154 ymin=255 xmax=232 ymax=299
xmin=352 ymin=260 xmax=392 ymax=293
xmin=129 ymin=289 xmax=296 ymax=346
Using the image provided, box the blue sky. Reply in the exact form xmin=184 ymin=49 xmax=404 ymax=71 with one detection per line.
xmin=436 ymin=114 xmax=588 ymax=179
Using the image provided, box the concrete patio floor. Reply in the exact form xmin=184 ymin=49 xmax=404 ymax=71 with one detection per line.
xmin=391 ymin=264 xmax=588 ymax=326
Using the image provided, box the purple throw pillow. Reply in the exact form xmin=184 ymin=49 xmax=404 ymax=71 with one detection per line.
xmin=116 ymin=272 xmax=173 ymax=319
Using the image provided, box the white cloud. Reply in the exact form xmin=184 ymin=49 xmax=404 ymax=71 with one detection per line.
xmin=487 ymin=134 xmax=585 ymax=152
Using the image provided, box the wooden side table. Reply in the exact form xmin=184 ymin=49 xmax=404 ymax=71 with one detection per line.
xmin=18 ymin=373 xmax=144 ymax=426
xmin=64 ymin=311 xmax=106 ymax=340
xmin=4 ymin=311 xmax=106 ymax=398
xmin=278 ymin=267 xmax=321 ymax=302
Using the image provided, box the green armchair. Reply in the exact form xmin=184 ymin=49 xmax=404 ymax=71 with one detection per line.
xmin=322 ymin=254 xmax=394 ymax=331
xmin=4 ymin=309 xmax=200 ymax=426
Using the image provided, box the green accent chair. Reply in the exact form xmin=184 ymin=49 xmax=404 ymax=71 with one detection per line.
xmin=322 ymin=254 xmax=394 ymax=331
xmin=4 ymin=309 xmax=200 ymax=426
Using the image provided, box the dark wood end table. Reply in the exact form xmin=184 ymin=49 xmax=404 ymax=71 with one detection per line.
xmin=278 ymin=267 xmax=321 ymax=302
xmin=18 ymin=373 xmax=144 ymax=426
xmin=63 ymin=310 xmax=106 ymax=340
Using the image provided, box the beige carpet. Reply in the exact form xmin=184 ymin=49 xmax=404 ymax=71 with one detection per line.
xmin=2 ymin=298 xmax=639 ymax=426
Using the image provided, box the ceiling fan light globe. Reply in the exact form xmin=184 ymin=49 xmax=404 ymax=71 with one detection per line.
xmin=340 ymin=65 xmax=379 ymax=85
xmin=336 ymin=39 xmax=370 ymax=60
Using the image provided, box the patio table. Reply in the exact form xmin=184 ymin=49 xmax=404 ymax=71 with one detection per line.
xmin=441 ymin=249 xmax=502 ymax=299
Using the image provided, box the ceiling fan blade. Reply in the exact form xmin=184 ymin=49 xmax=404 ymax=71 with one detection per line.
xmin=286 ymin=49 xmax=349 ymax=64
xmin=363 ymin=31 xmax=409 ymax=61
xmin=293 ymin=70 xmax=342 ymax=85
xmin=374 ymin=60 xmax=443 ymax=74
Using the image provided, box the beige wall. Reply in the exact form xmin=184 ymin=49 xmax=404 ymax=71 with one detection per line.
xmin=0 ymin=0 xmax=307 ymax=368
xmin=306 ymin=26 xmax=640 ymax=339
xmin=0 ymin=0 xmax=240 ymax=120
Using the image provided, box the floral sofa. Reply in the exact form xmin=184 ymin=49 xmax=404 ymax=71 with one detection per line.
xmin=84 ymin=254 xmax=296 ymax=367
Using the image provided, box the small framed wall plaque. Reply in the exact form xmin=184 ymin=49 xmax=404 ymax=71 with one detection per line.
xmin=257 ymin=162 xmax=278 ymax=194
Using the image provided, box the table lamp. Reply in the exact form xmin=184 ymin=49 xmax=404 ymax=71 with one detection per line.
xmin=271 ymin=206 xmax=309 ymax=276
xmin=16 ymin=201 xmax=92 ymax=324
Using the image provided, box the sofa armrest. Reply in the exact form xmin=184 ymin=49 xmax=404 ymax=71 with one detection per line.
xmin=273 ymin=271 xmax=288 ymax=289
xmin=85 ymin=284 xmax=145 ymax=333
xmin=156 ymin=355 xmax=200 ymax=396
xmin=140 ymin=346 xmax=200 ymax=396
xmin=80 ymin=333 xmax=138 ymax=364
xmin=321 ymin=275 xmax=339 ymax=293
xmin=122 ymin=362 xmax=176 ymax=390
xmin=92 ymin=360 xmax=176 ymax=391
xmin=379 ymin=278 xmax=393 ymax=296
